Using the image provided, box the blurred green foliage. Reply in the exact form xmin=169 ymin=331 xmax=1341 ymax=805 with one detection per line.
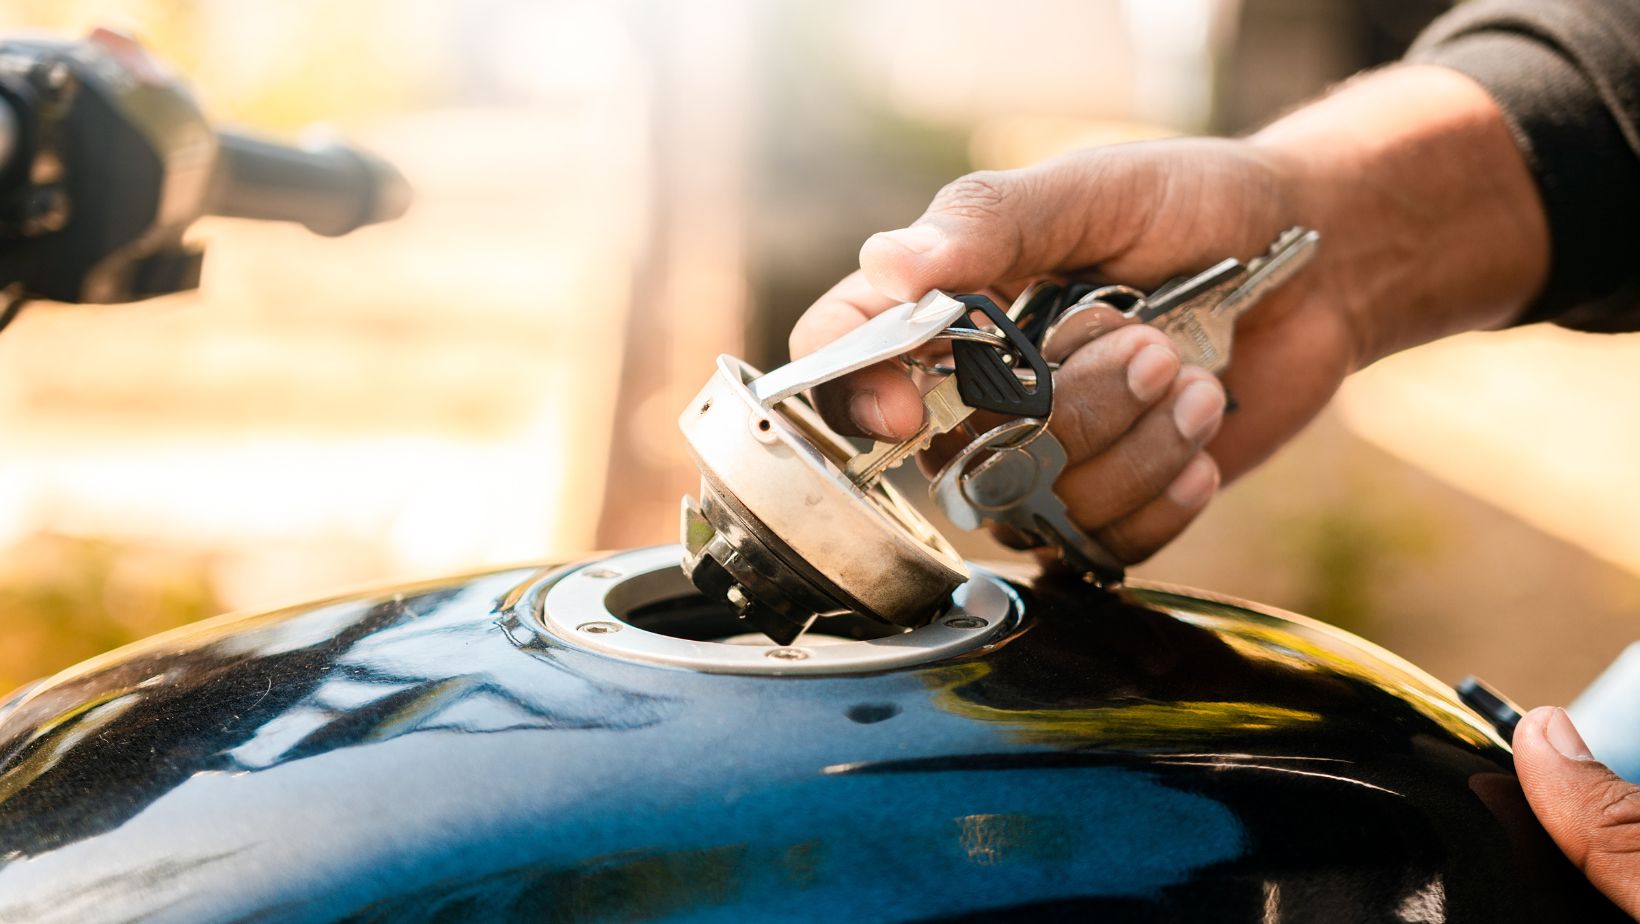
xmin=0 ymin=535 xmax=220 ymax=695
xmin=1278 ymin=475 xmax=1442 ymax=636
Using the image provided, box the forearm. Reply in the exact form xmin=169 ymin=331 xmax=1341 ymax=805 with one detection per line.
xmin=1251 ymin=64 xmax=1550 ymax=368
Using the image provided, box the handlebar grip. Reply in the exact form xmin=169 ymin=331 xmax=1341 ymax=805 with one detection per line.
xmin=208 ymin=131 xmax=411 ymax=237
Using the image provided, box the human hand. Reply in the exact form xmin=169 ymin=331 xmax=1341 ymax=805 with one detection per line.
xmin=1513 ymin=706 xmax=1640 ymax=916
xmin=789 ymin=65 xmax=1547 ymax=564
xmin=790 ymin=137 xmax=1350 ymax=562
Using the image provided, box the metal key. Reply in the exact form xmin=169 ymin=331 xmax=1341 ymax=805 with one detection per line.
xmin=1218 ymin=226 xmax=1319 ymax=320
xmin=1133 ymin=259 xmax=1246 ymax=324
xmin=932 ymin=423 xmax=1125 ymax=582
xmin=1035 ymin=260 xmax=1248 ymax=366
xmin=845 ymin=374 xmax=974 ymax=484
xmin=1042 ymin=227 xmax=1319 ymax=373
xmin=1147 ymin=228 xmax=1319 ymax=373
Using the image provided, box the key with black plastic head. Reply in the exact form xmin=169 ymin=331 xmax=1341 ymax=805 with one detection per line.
xmin=949 ymin=294 xmax=1052 ymax=418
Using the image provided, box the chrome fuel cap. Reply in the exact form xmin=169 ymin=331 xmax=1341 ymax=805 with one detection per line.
xmin=679 ymin=352 xmax=969 ymax=643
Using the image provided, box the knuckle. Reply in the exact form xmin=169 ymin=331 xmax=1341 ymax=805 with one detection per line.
xmin=1049 ymin=333 xmax=1164 ymax=461
xmin=1057 ymin=324 xmax=1155 ymax=378
xmin=1118 ymin=322 xmax=1176 ymax=355
xmin=1111 ymin=449 xmax=1166 ymax=498
xmin=930 ymin=171 xmax=1016 ymax=222
xmin=1050 ymin=395 xmax=1107 ymax=463
xmin=1109 ymin=419 xmax=1192 ymax=499
xmin=1593 ymin=780 xmax=1640 ymax=839
xmin=1567 ymin=778 xmax=1640 ymax=879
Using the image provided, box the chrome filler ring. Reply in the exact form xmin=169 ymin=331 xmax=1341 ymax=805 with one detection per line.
xmin=539 ymin=546 xmax=1019 ymax=676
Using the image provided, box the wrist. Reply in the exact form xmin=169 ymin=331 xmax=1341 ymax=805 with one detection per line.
xmin=1249 ymin=64 xmax=1549 ymax=367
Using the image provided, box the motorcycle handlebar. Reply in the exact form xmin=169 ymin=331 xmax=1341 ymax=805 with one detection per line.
xmin=208 ymin=131 xmax=412 ymax=237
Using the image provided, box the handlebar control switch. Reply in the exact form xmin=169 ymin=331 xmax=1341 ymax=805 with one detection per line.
xmin=0 ymin=29 xmax=410 ymax=329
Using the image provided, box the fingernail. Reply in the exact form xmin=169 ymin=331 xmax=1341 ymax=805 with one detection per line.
xmin=1166 ymin=455 xmax=1218 ymax=510
xmin=1127 ymin=344 xmax=1179 ymax=403
xmin=849 ymin=390 xmax=889 ymax=436
xmin=1173 ymin=380 xmax=1226 ymax=443
xmin=874 ymin=225 xmax=945 ymax=256
xmin=1545 ymin=707 xmax=1594 ymax=761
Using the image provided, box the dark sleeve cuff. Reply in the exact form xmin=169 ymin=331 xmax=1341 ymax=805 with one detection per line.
xmin=1409 ymin=5 xmax=1640 ymax=331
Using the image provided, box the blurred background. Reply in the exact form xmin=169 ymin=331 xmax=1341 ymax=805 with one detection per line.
xmin=0 ymin=0 xmax=1634 ymax=706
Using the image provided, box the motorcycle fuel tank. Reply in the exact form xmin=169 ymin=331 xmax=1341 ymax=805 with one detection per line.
xmin=0 ymin=545 xmax=1622 ymax=922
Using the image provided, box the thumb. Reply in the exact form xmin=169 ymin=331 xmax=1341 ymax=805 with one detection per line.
xmin=1513 ymin=705 xmax=1640 ymax=915
xmin=858 ymin=155 xmax=1158 ymax=301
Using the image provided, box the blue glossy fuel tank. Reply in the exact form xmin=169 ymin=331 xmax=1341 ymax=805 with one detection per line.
xmin=0 ymin=548 xmax=1622 ymax=922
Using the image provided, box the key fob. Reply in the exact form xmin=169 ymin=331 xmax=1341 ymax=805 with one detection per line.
xmin=950 ymin=294 xmax=1053 ymax=419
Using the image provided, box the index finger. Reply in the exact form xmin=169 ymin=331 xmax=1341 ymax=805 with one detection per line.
xmin=788 ymin=271 xmax=926 ymax=441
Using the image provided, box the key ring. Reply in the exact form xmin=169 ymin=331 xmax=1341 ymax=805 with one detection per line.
xmin=899 ymin=356 xmax=1061 ymax=389
xmin=932 ymin=416 xmax=1052 ymax=491
xmin=929 ymin=417 xmax=1051 ymax=532
xmin=931 ymin=327 xmax=1011 ymax=350
xmin=1073 ymin=284 xmax=1148 ymax=314
xmin=901 ymin=324 xmax=1062 ymax=378
xmin=899 ymin=325 xmax=1010 ymax=376
xmin=907 ymin=325 xmax=1013 ymax=371
xmin=900 ymin=354 xmax=959 ymax=377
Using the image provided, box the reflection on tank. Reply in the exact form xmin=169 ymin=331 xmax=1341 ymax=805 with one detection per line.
xmin=0 ymin=568 xmax=677 ymax=863
xmin=920 ymin=582 xmax=1493 ymax=750
xmin=0 ymin=559 xmax=1624 ymax=922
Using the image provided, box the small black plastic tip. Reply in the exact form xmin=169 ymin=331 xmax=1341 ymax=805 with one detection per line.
xmin=1457 ymin=675 xmax=1525 ymax=741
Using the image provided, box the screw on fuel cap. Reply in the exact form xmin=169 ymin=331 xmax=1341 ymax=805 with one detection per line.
xmin=1456 ymin=675 xmax=1524 ymax=740
xmin=676 ymin=294 xmax=975 ymax=646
